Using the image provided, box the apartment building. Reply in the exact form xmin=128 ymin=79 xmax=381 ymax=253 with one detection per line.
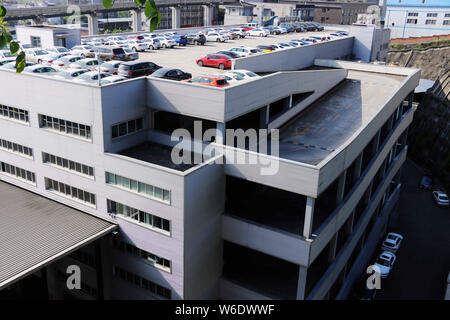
xmin=0 ymin=34 xmax=419 ymax=300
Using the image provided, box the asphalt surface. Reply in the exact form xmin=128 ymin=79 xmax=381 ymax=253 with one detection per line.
xmin=375 ymin=159 xmax=450 ymax=300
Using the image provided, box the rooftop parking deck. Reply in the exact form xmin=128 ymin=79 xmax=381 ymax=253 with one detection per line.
xmin=276 ymin=70 xmax=406 ymax=165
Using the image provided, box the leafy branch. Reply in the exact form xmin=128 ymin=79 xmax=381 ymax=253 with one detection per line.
xmin=0 ymin=0 xmax=161 ymax=74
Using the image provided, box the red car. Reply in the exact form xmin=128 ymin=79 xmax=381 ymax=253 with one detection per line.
xmin=238 ymin=25 xmax=253 ymax=31
xmin=196 ymin=54 xmax=232 ymax=70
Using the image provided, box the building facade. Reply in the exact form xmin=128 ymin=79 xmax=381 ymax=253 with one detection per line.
xmin=384 ymin=0 xmax=450 ymax=39
xmin=0 ymin=33 xmax=419 ymax=300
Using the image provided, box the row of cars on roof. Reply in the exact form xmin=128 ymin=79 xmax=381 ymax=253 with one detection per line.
xmin=194 ymin=30 xmax=349 ymax=71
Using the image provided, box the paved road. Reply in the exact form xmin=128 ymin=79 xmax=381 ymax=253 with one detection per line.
xmin=375 ymin=159 xmax=450 ymax=299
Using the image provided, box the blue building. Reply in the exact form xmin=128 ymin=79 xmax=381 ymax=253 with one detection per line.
xmin=384 ymin=0 xmax=450 ymax=38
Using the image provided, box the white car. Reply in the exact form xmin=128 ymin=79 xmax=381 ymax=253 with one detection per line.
xmin=381 ymin=233 xmax=403 ymax=253
xmin=69 ymin=58 xmax=103 ymax=71
xmin=230 ymin=28 xmax=247 ymax=38
xmin=24 ymin=48 xmax=52 ymax=64
xmin=206 ymin=32 xmax=227 ymax=42
xmin=272 ymin=26 xmax=287 ymax=34
xmin=45 ymin=46 xmax=70 ymax=54
xmin=52 ymin=55 xmax=84 ymax=68
xmin=144 ymin=38 xmax=161 ymax=50
xmin=108 ymin=40 xmax=129 ymax=48
xmin=95 ymin=60 xmax=122 ymax=74
xmin=154 ymin=37 xmax=176 ymax=48
xmin=70 ymin=45 xmax=94 ymax=57
xmin=374 ymin=251 xmax=396 ymax=278
xmin=41 ymin=52 xmax=70 ymax=66
xmin=52 ymin=68 xmax=90 ymax=80
xmin=229 ymin=46 xmax=262 ymax=57
xmin=228 ymin=69 xmax=261 ymax=81
xmin=72 ymin=71 xmax=112 ymax=84
xmin=0 ymin=50 xmax=17 ymax=59
xmin=100 ymin=75 xmax=127 ymax=85
xmin=209 ymin=72 xmax=246 ymax=85
xmin=127 ymin=40 xmax=147 ymax=52
xmin=432 ymin=191 xmax=449 ymax=207
xmin=0 ymin=57 xmax=15 ymax=66
xmin=23 ymin=64 xmax=58 ymax=74
xmin=248 ymin=28 xmax=269 ymax=37
xmin=107 ymin=35 xmax=126 ymax=42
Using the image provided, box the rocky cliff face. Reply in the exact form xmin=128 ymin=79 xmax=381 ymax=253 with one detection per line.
xmin=407 ymin=69 xmax=450 ymax=190
xmin=387 ymin=46 xmax=450 ymax=81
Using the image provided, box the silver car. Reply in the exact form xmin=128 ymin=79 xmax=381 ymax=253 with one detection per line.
xmin=72 ymin=71 xmax=112 ymax=84
xmin=52 ymin=68 xmax=90 ymax=80
xmin=24 ymin=48 xmax=52 ymax=64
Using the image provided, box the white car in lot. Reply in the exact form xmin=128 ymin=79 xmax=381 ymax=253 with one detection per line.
xmin=272 ymin=26 xmax=287 ymax=34
xmin=45 ymin=46 xmax=70 ymax=54
xmin=206 ymin=32 xmax=227 ymax=42
xmin=144 ymin=38 xmax=161 ymax=50
xmin=228 ymin=46 xmax=262 ymax=57
xmin=0 ymin=57 xmax=16 ymax=66
xmin=209 ymin=72 xmax=246 ymax=85
xmin=70 ymin=45 xmax=94 ymax=57
xmin=95 ymin=60 xmax=122 ymax=74
xmin=107 ymin=35 xmax=126 ymax=42
xmin=228 ymin=69 xmax=261 ymax=81
xmin=230 ymin=28 xmax=247 ymax=38
xmin=0 ymin=50 xmax=17 ymax=59
xmin=41 ymin=52 xmax=70 ymax=66
xmin=52 ymin=55 xmax=84 ymax=68
xmin=24 ymin=48 xmax=52 ymax=64
xmin=72 ymin=71 xmax=112 ymax=84
xmin=52 ymin=68 xmax=90 ymax=80
xmin=381 ymin=233 xmax=403 ymax=253
xmin=69 ymin=58 xmax=103 ymax=71
xmin=154 ymin=37 xmax=176 ymax=48
xmin=127 ymin=40 xmax=147 ymax=52
xmin=100 ymin=75 xmax=127 ymax=85
xmin=432 ymin=191 xmax=449 ymax=207
xmin=23 ymin=64 xmax=58 ymax=74
xmin=374 ymin=251 xmax=396 ymax=278
xmin=248 ymin=28 xmax=269 ymax=37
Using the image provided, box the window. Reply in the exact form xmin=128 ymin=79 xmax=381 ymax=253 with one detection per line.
xmin=1 ymin=162 xmax=35 ymax=184
xmin=42 ymin=152 xmax=94 ymax=178
xmin=107 ymin=199 xmax=170 ymax=235
xmin=105 ymin=172 xmax=170 ymax=204
xmin=0 ymin=105 xmax=29 ymax=123
xmin=112 ymin=265 xmax=171 ymax=299
xmin=407 ymin=12 xmax=418 ymax=17
xmin=0 ymin=138 xmax=33 ymax=158
xmin=112 ymin=239 xmax=171 ymax=272
xmin=444 ymin=20 xmax=450 ymax=25
xmin=39 ymin=114 xmax=91 ymax=140
xmin=111 ymin=117 xmax=144 ymax=140
xmin=426 ymin=13 xmax=437 ymax=17
xmin=30 ymin=36 xmax=41 ymax=48
xmin=445 ymin=13 xmax=450 ymax=18
xmin=425 ymin=19 xmax=436 ymax=24
xmin=45 ymin=178 xmax=96 ymax=206
xmin=407 ymin=19 xmax=418 ymax=24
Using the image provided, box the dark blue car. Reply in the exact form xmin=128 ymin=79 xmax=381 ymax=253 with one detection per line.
xmin=172 ymin=35 xmax=187 ymax=46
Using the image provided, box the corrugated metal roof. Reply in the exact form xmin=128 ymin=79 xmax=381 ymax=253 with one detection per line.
xmin=0 ymin=181 xmax=117 ymax=289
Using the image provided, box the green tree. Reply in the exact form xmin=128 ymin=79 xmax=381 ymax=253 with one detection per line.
xmin=0 ymin=0 xmax=161 ymax=73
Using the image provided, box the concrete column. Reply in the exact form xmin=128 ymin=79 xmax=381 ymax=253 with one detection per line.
xmin=328 ymin=233 xmax=338 ymax=263
xmin=336 ymin=170 xmax=346 ymax=204
xmin=346 ymin=210 xmax=355 ymax=235
xmin=371 ymin=130 xmax=381 ymax=155
xmin=303 ymin=197 xmax=315 ymax=239
xmin=216 ymin=122 xmax=225 ymax=145
xmin=364 ymin=182 xmax=373 ymax=204
xmin=296 ymin=266 xmax=308 ymax=300
xmin=202 ymin=5 xmax=213 ymax=27
xmin=353 ymin=153 xmax=363 ymax=181
xmin=87 ymin=13 xmax=99 ymax=36
xmin=289 ymin=95 xmax=293 ymax=108
xmin=131 ymin=9 xmax=143 ymax=32
xmin=171 ymin=6 xmax=181 ymax=29
xmin=259 ymin=105 xmax=270 ymax=129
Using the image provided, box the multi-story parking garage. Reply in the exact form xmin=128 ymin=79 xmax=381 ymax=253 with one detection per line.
xmin=0 ymin=28 xmax=419 ymax=300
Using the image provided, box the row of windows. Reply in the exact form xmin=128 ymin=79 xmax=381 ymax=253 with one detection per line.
xmin=0 ymin=105 xmax=29 ymax=123
xmin=42 ymin=152 xmax=94 ymax=178
xmin=0 ymin=162 xmax=36 ymax=183
xmin=113 ymin=265 xmax=171 ymax=299
xmin=112 ymin=238 xmax=171 ymax=272
xmin=45 ymin=177 xmax=96 ymax=206
xmin=39 ymin=114 xmax=91 ymax=140
xmin=406 ymin=18 xmax=448 ymax=25
xmin=105 ymin=172 xmax=170 ymax=204
xmin=0 ymin=138 xmax=33 ymax=158
xmin=107 ymin=199 xmax=170 ymax=235
xmin=111 ymin=117 xmax=143 ymax=139
xmin=407 ymin=12 xmax=450 ymax=18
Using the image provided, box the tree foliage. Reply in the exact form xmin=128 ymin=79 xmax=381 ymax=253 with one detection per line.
xmin=0 ymin=0 xmax=161 ymax=74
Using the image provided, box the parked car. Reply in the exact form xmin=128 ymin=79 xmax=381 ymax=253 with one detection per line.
xmin=275 ymin=42 xmax=295 ymax=49
xmin=229 ymin=46 xmax=262 ymax=57
xmin=248 ymin=28 xmax=269 ymax=37
xmin=220 ymin=31 xmax=237 ymax=40
xmin=419 ymin=175 xmax=433 ymax=190
xmin=229 ymin=28 xmax=247 ymax=38
xmin=41 ymin=52 xmax=70 ymax=66
xmin=123 ymin=48 xmax=139 ymax=61
xmin=0 ymin=58 xmax=16 ymax=66
xmin=52 ymin=68 xmax=90 ymax=80
xmin=117 ymin=61 xmax=162 ymax=78
xmin=256 ymin=45 xmax=275 ymax=52
xmin=301 ymin=22 xmax=318 ymax=31
xmin=336 ymin=30 xmax=349 ymax=36
xmin=24 ymin=48 xmax=52 ymax=64
xmin=381 ymin=233 xmax=403 ymax=253
xmin=209 ymin=72 xmax=246 ymax=85
xmin=196 ymin=54 xmax=232 ymax=70
xmin=95 ymin=60 xmax=122 ymax=74
xmin=127 ymin=40 xmax=147 ymax=52
xmin=0 ymin=50 xmax=17 ymax=59
xmin=373 ymin=251 xmax=396 ymax=278
xmin=23 ymin=64 xmax=58 ymax=74
xmin=86 ymin=46 xmax=127 ymax=61
xmin=144 ymin=38 xmax=161 ymax=50
xmin=70 ymin=45 xmax=94 ymax=57
xmin=69 ymin=58 xmax=103 ymax=71
xmin=172 ymin=35 xmax=188 ymax=46
xmin=432 ymin=191 xmax=449 ymax=207
xmin=52 ymin=55 xmax=84 ymax=68
xmin=154 ymin=37 xmax=177 ymax=48
xmin=100 ymin=75 xmax=127 ymax=85
xmin=186 ymin=33 xmax=206 ymax=45
xmin=45 ymin=46 xmax=70 ymax=54
xmin=127 ymin=35 xmax=146 ymax=41
xmin=310 ymin=22 xmax=324 ymax=31
xmin=183 ymin=76 xmax=229 ymax=88
xmin=72 ymin=71 xmax=112 ymax=84
xmin=0 ymin=61 xmax=34 ymax=70
xmin=216 ymin=50 xmax=241 ymax=59
xmin=107 ymin=40 xmax=129 ymax=48
xmin=206 ymin=32 xmax=227 ymax=42
xmin=107 ymin=35 xmax=126 ymax=42
xmin=263 ymin=26 xmax=280 ymax=35
xmin=150 ymin=67 xmax=192 ymax=81
xmin=272 ymin=26 xmax=287 ymax=34
xmin=228 ymin=69 xmax=260 ymax=81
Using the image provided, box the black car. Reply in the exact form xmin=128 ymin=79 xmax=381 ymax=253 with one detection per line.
xmin=186 ymin=33 xmax=206 ymax=45
xmin=301 ymin=22 xmax=317 ymax=31
xmin=265 ymin=26 xmax=281 ymax=35
xmin=292 ymin=23 xmax=306 ymax=33
xmin=216 ymin=51 xmax=241 ymax=59
xmin=310 ymin=22 xmax=324 ymax=31
xmin=150 ymin=67 xmax=192 ymax=81
xmin=118 ymin=61 xmax=162 ymax=78
xmin=419 ymin=175 xmax=433 ymax=190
